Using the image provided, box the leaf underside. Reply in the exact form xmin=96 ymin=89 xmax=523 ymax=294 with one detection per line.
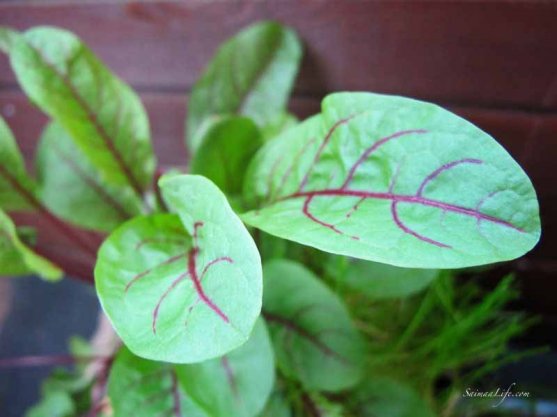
xmin=242 ymin=93 xmax=541 ymax=268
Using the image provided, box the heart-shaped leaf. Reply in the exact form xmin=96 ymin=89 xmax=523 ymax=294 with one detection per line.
xmin=36 ymin=122 xmax=142 ymax=232
xmin=242 ymin=93 xmax=540 ymax=268
xmin=0 ymin=208 xmax=62 ymax=281
xmin=108 ymin=347 xmax=209 ymax=417
xmin=187 ymin=21 xmax=302 ymax=150
xmin=263 ymin=260 xmax=365 ymax=392
xmin=95 ymin=175 xmax=262 ymax=363
xmin=190 ymin=116 xmax=263 ymax=197
xmin=9 ymin=27 xmax=155 ymax=195
xmin=0 ymin=116 xmax=37 ymax=211
xmin=178 ymin=318 xmax=275 ymax=417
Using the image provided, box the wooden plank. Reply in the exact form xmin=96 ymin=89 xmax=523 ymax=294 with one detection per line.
xmin=1 ymin=1 xmax=557 ymax=110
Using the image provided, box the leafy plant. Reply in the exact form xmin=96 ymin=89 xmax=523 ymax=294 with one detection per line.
xmin=0 ymin=21 xmax=541 ymax=417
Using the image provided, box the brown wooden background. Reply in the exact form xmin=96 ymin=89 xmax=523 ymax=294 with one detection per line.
xmin=0 ymin=1 xmax=555 ymax=325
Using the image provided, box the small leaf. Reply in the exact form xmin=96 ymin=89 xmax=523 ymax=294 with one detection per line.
xmin=190 ymin=116 xmax=263 ymax=197
xmin=0 ymin=208 xmax=62 ymax=281
xmin=352 ymin=377 xmax=435 ymax=417
xmin=263 ymin=260 xmax=365 ymax=392
xmin=108 ymin=347 xmax=209 ymax=417
xmin=242 ymin=92 xmax=541 ymax=269
xmin=178 ymin=318 xmax=275 ymax=417
xmin=187 ymin=21 xmax=302 ymax=150
xmin=9 ymin=26 xmax=155 ymax=194
xmin=0 ymin=26 xmax=20 ymax=53
xmin=332 ymin=259 xmax=439 ymax=299
xmin=0 ymin=116 xmax=37 ymax=211
xmin=36 ymin=122 xmax=142 ymax=232
xmin=25 ymin=390 xmax=75 ymax=417
xmin=95 ymin=175 xmax=262 ymax=363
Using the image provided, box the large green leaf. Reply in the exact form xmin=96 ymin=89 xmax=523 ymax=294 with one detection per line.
xmin=190 ymin=116 xmax=263 ymax=197
xmin=0 ymin=116 xmax=37 ymax=211
xmin=187 ymin=21 xmax=302 ymax=150
xmin=36 ymin=122 xmax=142 ymax=232
xmin=178 ymin=319 xmax=275 ymax=417
xmin=108 ymin=347 xmax=209 ymax=417
xmin=242 ymin=93 xmax=540 ymax=269
xmin=0 ymin=208 xmax=62 ymax=281
xmin=9 ymin=26 xmax=155 ymax=194
xmin=352 ymin=377 xmax=435 ymax=417
xmin=263 ymin=260 xmax=365 ymax=392
xmin=95 ymin=175 xmax=262 ymax=363
xmin=330 ymin=258 xmax=439 ymax=299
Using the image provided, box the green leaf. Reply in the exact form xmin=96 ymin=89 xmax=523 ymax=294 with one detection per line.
xmin=0 ymin=116 xmax=37 ymax=211
xmin=258 ymin=388 xmax=291 ymax=417
xmin=242 ymin=92 xmax=541 ymax=269
xmin=190 ymin=116 xmax=263 ymax=197
xmin=187 ymin=21 xmax=302 ymax=150
xmin=95 ymin=175 xmax=262 ymax=363
xmin=178 ymin=318 xmax=275 ymax=417
xmin=36 ymin=122 xmax=142 ymax=232
xmin=25 ymin=390 xmax=75 ymax=417
xmin=333 ymin=259 xmax=439 ymax=299
xmin=9 ymin=26 xmax=155 ymax=194
xmin=0 ymin=208 xmax=62 ymax=280
xmin=0 ymin=26 xmax=20 ymax=53
xmin=260 ymin=112 xmax=298 ymax=142
xmin=352 ymin=377 xmax=435 ymax=417
xmin=108 ymin=347 xmax=209 ymax=417
xmin=262 ymin=260 xmax=365 ymax=392
xmin=25 ymin=368 xmax=93 ymax=417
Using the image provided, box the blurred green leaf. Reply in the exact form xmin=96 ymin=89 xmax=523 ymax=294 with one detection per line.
xmin=0 ymin=208 xmax=62 ymax=280
xmin=263 ymin=259 xmax=365 ymax=392
xmin=0 ymin=116 xmax=37 ymax=211
xmin=10 ymin=26 xmax=155 ymax=194
xmin=36 ymin=122 xmax=142 ymax=233
xmin=187 ymin=21 xmax=302 ymax=150
xmin=190 ymin=116 xmax=263 ymax=197
xmin=178 ymin=319 xmax=275 ymax=417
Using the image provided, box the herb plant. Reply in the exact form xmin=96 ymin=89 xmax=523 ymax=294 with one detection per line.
xmin=0 ymin=21 xmax=541 ymax=417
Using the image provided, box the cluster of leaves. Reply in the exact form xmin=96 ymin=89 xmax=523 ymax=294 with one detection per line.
xmin=0 ymin=20 xmax=541 ymax=417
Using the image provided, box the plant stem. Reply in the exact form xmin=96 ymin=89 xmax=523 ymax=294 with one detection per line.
xmin=0 ymin=165 xmax=98 ymax=257
xmin=0 ymin=354 xmax=110 ymax=369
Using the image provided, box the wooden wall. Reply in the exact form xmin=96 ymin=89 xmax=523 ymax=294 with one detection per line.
xmin=0 ymin=1 xmax=556 ymax=321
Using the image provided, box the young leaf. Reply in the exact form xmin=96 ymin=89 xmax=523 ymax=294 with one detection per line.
xmin=263 ymin=260 xmax=366 ymax=392
xmin=95 ymin=175 xmax=262 ymax=363
xmin=242 ymin=93 xmax=541 ymax=269
xmin=0 ymin=116 xmax=37 ymax=211
xmin=260 ymin=112 xmax=298 ymax=142
xmin=333 ymin=259 xmax=439 ymax=299
xmin=36 ymin=123 xmax=142 ymax=233
xmin=178 ymin=319 xmax=275 ymax=417
xmin=187 ymin=21 xmax=302 ymax=150
xmin=190 ymin=116 xmax=263 ymax=197
xmin=108 ymin=347 xmax=209 ymax=417
xmin=351 ymin=377 xmax=435 ymax=417
xmin=0 ymin=208 xmax=62 ymax=281
xmin=9 ymin=26 xmax=155 ymax=195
